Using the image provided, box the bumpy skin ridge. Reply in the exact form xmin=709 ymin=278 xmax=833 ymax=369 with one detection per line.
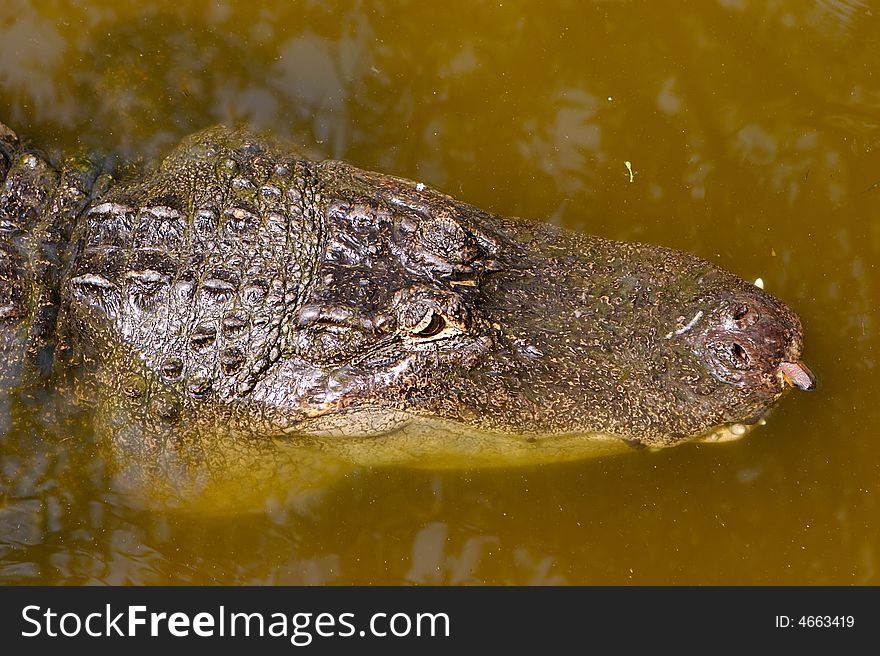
xmin=60 ymin=128 xmax=323 ymax=403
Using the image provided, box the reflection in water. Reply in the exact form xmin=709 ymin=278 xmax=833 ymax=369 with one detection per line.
xmin=519 ymin=89 xmax=603 ymax=198
xmin=0 ymin=0 xmax=878 ymax=584
xmin=0 ymin=1 xmax=68 ymax=126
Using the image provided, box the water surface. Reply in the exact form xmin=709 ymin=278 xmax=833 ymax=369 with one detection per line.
xmin=1 ymin=0 xmax=878 ymax=584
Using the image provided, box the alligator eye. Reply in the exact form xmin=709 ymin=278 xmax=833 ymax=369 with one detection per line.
xmin=412 ymin=311 xmax=447 ymax=338
xmin=392 ymin=285 xmax=467 ymax=339
xmin=731 ymin=342 xmax=751 ymax=368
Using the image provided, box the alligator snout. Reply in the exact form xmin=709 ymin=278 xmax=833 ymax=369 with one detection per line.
xmin=682 ymin=288 xmax=815 ymax=397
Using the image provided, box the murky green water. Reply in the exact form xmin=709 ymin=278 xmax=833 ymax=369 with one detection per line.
xmin=1 ymin=0 xmax=878 ymax=584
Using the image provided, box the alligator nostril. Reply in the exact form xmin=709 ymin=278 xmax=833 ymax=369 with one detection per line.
xmin=732 ymin=342 xmax=750 ymax=366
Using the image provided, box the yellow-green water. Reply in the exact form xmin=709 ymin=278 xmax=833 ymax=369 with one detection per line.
xmin=1 ymin=0 xmax=878 ymax=584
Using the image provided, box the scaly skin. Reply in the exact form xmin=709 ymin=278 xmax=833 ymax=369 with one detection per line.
xmin=0 ymin=122 xmax=814 ymax=505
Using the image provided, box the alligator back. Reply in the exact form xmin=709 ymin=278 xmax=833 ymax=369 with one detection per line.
xmin=59 ymin=127 xmax=324 ymax=415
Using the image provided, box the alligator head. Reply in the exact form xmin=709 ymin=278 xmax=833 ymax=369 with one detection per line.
xmin=252 ymin=162 xmax=814 ymax=466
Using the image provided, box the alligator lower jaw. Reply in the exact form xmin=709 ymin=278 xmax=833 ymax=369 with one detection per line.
xmin=271 ymin=412 xmax=658 ymax=469
xmin=690 ymin=415 xmax=768 ymax=444
xmin=271 ymin=408 xmax=773 ymax=466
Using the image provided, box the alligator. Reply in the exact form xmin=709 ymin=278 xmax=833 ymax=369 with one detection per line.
xmin=0 ymin=120 xmax=814 ymax=505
